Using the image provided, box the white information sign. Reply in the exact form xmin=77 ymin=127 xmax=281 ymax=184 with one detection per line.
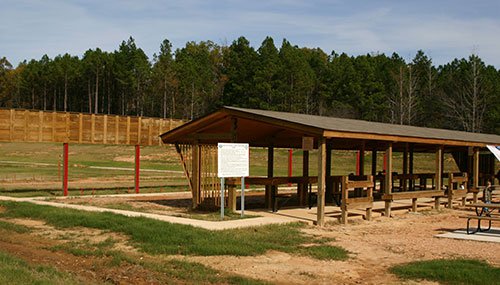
xmin=217 ymin=143 xmax=249 ymax=178
xmin=487 ymin=145 xmax=500 ymax=162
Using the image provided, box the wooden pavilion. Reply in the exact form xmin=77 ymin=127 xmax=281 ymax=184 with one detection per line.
xmin=160 ymin=106 xmax=500 ymax=226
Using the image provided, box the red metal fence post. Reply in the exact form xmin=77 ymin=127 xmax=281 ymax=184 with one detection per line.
xmin=356 ymin=151 xmax=360 ymax=175
xmin=135 ymin=145 xmax=140 ymax=193
xmin=63 ymin=143 xmax=69 ymax=196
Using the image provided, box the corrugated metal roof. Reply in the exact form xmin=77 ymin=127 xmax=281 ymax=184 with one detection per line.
xmin=224 ymin=106 xmax=500 ymax=145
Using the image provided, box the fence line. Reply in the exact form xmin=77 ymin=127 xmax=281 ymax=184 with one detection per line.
xmin=0 ymin=109 xmax=184 ymax=146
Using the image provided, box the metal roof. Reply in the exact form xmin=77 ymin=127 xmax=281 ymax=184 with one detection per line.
xmin=160 ymin=106 xmax=500 ymax=148
xmin=225 ymin=106 xmax=500 ymax=145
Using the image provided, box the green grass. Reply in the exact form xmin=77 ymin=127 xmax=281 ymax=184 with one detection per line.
xmin=0 ymin=250 xmax=81 ymax=285
xmin=297 ymin=245 xmax=349 ymax=260
xmin=390 ymin=259 xmax=500 ymax=285
xmin=0 ymin=220 xmax=32 ymax=233
xmin=142 ymin=258 xmax=268 ymax=285
xmin=0 ymin=201 xmax=347 ymax=260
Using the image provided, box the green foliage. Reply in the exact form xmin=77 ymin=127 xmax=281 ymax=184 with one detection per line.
xmin=0 ymin=220 xmax=31 ymax=233
xmin=0 ymin=250 xmax=80 ymax=284
xmin=390 ymin=258 xmax=500 ymax=285
xmin=297 ymin=245 xmax=349 ymax=261
xmin=0 ymin=201 xmax=328 ymax=258
xmin=2 ymin=36 xmax=499 ymax=134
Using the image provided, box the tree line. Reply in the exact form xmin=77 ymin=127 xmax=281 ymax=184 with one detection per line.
xmin=0 ymin=36 xmax=499 ymax=134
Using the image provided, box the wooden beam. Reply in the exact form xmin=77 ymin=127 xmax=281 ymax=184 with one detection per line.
xmin=317 ymin=137 xmax=326 ymax=226
xmin=384 ymin=143 xmax=393 ymax=217
xmin=185 ymin=133 xmax=233 ymax=141
xmin=323 ymin=130 xmax=487 ymax=147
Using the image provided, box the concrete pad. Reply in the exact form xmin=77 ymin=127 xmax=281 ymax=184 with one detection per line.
xmin=435 ymin=228 xmax=500 ymax=243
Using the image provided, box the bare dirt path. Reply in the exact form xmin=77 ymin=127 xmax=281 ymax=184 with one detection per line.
xmin=187 ymin=209 xmax=500 ymax=284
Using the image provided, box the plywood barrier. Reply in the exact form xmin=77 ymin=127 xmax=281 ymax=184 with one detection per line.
xmin=0 ymin=109 xmax=184 ymax=146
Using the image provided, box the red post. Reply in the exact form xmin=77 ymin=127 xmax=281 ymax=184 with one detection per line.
xmin=288 ymin=149 xmax=293 ymax=186
xmin=135 ymin=145 xmax=140 ymax=193
xmin=63 ymin=143 xmax=69 ymax=196
xmin=356 ymin=151 xmax=360 ymax=175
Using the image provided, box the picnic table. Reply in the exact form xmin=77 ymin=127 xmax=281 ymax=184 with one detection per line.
xmin=461 ymin=203 xmax=500 ymax=234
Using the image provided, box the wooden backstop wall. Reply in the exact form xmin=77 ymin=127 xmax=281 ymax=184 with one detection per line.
xmin=0 ymin=109 xmax=184 ymax=146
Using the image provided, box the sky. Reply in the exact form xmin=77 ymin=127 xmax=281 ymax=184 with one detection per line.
xmin=1 ymin=0 xmax=500 ymax=67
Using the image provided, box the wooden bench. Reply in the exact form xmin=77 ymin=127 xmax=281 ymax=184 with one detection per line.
xmin=382 ymin=190 xmax=445 ymax=212
xmin=459 ymin=215 xmax=500 ymax=234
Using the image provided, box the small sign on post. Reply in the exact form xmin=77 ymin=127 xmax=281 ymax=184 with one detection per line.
xmin=217 ymin=143 xmax=249 ymax=219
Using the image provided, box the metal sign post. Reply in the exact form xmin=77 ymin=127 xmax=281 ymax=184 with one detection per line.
xmin=218 ymin=143 xmax=249 ymax=220
xmin=241 ymin=176 xmax=245 ymax=217
xmin=220 ymin=177 xmax=225 ymax=220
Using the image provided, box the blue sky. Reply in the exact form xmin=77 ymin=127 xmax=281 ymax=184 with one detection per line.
xmin=1 ymin=0 xmax=499 ymax=67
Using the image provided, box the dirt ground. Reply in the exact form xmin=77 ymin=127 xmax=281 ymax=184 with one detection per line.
xmin=0 ymin=198 xmax=499 ymax=284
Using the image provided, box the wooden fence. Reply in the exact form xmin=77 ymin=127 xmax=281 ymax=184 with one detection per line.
xmin=0 ymin=109 xmax=184 ymax=146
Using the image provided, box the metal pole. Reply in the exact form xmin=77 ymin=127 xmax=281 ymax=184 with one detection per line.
xmin=220 ymin=178 xmax=225 ymax=220
xmin=63 ymin=143 xmax=69 ymax=196
xmin=241 ymin=176 xmax=245 ymax=217
xmin=135 ymin=145 xmax=140 ymax=193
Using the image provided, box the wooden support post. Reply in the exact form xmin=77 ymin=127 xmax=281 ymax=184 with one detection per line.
xmin=38 ymin=111 xmax=43 ymax=142
xmin=137 ymin=117 xmax=142 ymax=145
xmin=288 ymin=149 xmax=293 ymax=186
xmin=63 ymin=143 xmax=69 ymax=196
xmin=341 ymin=176 xmax=348 ymax=224
xmin=412 ymin=198 xmax=417 ymax=212
xmin=317 ymin=137 xmax=326 ymax=226
xmin=299 ymin=150 xmax=309 ymax=206
xmin=384 ymin=143 xmax=393 ymax=217
xmin=78 ymin=113 xmax=83 ymax=143
xmin=265 ymin=146 xmax=274 ymax=209
xmin=228 ymin=184 xmax=237 ymax=212
xmin=9 ymin=109 xmax=14 ymax=142
xmin=135 ymin=145 xmax=140 ymax=193
xmin=371 ymin=150 xmax=377 ymax=176
xmin=51 ymin=112 xmax=56 ymax=142
xmin=473 ymin=148 xmax=479 ymax=190
xmin=103 ymin=115 xmax=108 ymax=144
xmin=409 ymin=144 xmax=414 ymax=191
xmin=192 ymin=142 xmax=201 ymax=208
xmin=435 ymin=146 xmax=443 ymax=210
xmin=91 ymin=114 xmax=95 ymax=143
xmin=359 ymin=142 xmax=365 ymax=176
xmin=126 ymin=116 xmax=131 ymax=145
xmin=148 ymin=119 xmax=153 ymax=146
xmin=115 ymin=116 xmax=119 ymax=144
xmin=24 ymin=110 xmax=28 ymax=141
xmin=403 ymin=143 xmax=408 ymax=191
xmin=227 ymin=118 xmax=238 ymax=212
xmin=325 ymin=141 xmax=332 ymax=202
xmin=447 ymin=173 xmax=454 ymax=208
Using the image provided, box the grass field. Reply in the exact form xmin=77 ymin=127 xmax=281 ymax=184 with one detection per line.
xmin=0 ymin=141 xmax=466 ymax=197
xmin=390 ymin=259 xmax=500 ymax=285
